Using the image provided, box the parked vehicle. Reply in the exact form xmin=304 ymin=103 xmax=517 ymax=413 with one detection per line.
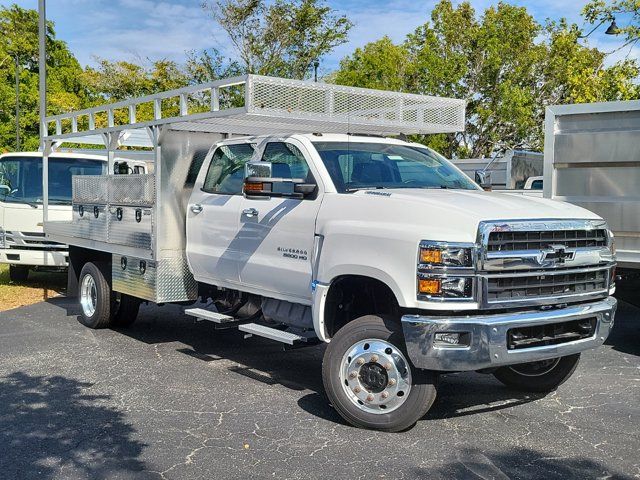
xmin=43 ymin=76 xmax=617 ymax=431
xmin=451 ymin=149 xmax=543 ymax=191
xmin=544 ymin=100 xmax=640 ymax=306
xmin=0 ymin=151 xmax=148 ymax=282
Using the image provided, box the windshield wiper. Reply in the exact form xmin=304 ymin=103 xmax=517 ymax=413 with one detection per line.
xmin=344 ymin=186 xmax=387 ymax=193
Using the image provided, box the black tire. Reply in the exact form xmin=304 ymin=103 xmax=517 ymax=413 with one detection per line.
xmin=9 ymin=265 xmax=29 ymax=282
xmin=322 ymin=314 xmax=438 ymax=432
xmin=493 ymin=354 xmax=581 ymax=393
xmin=112 ymin=294 xmax=141 ymax=327
xmin=78 ymin=262 xmax=114 ymax=329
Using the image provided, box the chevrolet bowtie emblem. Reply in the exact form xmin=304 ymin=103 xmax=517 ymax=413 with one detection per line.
xmin=542 ymin=244 xmax=575 ymax=264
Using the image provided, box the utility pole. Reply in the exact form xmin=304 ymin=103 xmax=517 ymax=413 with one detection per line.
xmin=38 ymin=0 xmax=46 ymax=149
xmin=313 ymin=59 xmax=319 ymax=82
xmin=38 ymin=0 xmax=48 ymax=223
xmin=14 ymin=54 xmax=20 ymax=150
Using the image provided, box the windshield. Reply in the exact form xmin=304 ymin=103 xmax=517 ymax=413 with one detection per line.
xmin=312 ymin=142 xmax=479 ymax=193
xmin=0 ymin=156 xmax=105 ymax=206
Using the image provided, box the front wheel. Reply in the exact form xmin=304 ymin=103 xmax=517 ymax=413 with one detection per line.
xmin=322 ymin=315 xmax=438 ymax=432
xmin=493 ymin=354 xmax=581 ymax=393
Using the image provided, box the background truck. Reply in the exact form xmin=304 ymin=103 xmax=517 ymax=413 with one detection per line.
xmin=451 ymin=149 xmax=544 ymax=192
xmin=43 ymin=75 xmax=617 ymax=432
xmin=0 ymin=151 xmax=149 ymax=282
xmin=544 ymin=99 xmax=640 ymax=306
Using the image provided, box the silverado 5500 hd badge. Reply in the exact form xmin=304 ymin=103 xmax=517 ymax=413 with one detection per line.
xmin=277 ymin=246 xmax=308 ymax=261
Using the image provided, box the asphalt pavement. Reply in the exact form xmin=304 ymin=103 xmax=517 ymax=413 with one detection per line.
xmin=0 ymin=296 xmax=638 ymax=480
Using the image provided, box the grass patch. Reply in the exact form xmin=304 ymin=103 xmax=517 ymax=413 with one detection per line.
xmin=0 ymin=264 xmax=67 ymax=312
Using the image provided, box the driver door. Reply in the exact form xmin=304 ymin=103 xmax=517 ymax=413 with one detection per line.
xmin=236 ymin=140 xmax=322 ymax=304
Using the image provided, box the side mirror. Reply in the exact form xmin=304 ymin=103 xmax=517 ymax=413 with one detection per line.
xmin=0 ymin=184 xmax=10 ymax=196
xmin=243 ymin=161 xmax=317 ymax=199
xmin=474 ymin=170 xmax=492 ymax=191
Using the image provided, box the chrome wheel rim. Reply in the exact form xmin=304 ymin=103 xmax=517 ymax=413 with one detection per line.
xmin=80 ymin=274 xmax=97 ymax=318
xmin=509 ymin=357 xmax=561 ymax=376
xmin=339 ymin=339 xmax=412 ymax=414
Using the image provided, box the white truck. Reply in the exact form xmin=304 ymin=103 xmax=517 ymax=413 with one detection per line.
xmin=0 ymin=151 xmax=107 ymax=281
xmin=43 ymin=76 xmax=617 ymax=431
xmin=0 ymin=151 xmax=148 ymax=282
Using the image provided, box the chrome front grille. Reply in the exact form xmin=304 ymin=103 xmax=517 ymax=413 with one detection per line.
xmin=478 ymin=220 xmax=614 ymax=308
xmin=5 ymin=231 xmax=67 ymax=251
xmin=487 ymin=229 xmax=608 ymax=252
xmin=487 ymin=267 xmax=608 ymax=302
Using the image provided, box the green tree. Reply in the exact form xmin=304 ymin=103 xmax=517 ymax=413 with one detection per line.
xmin=0 ymin=4 xmax=88 ymax=151
xmin=334 ymin=0 xmax=640 ymax=158
xmin=202 ymin=0 xmax=353 ymax=79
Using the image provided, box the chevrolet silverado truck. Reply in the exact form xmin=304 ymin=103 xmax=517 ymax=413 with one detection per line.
xmin=42 ymin=75 xmax=617 ymax=432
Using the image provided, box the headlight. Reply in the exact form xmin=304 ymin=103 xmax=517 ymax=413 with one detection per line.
xmin=419 ymin=243 xmax=473 ymax=267
xmin=417 ymin=241 xmax=476 ymax=301
xmin=0 ymin=228 xmax=4 ymax=248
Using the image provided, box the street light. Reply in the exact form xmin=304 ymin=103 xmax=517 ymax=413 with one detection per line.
xmin=605 ymin=18 xmax=620 ymax=35
xmin=313 ymin=59 xmax=320 ymax=82
xmin=579 ymin=18 xmax=620 ymax=39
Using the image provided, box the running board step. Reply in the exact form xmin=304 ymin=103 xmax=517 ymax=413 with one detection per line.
xmin=184 ymin=307 xmax=236 ymax=324
xmin=238 ymin=323 xmax=307 ymax=345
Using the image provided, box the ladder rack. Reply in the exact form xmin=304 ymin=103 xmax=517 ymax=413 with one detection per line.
xmin=43 ymin=75 xmax=465 ymax=147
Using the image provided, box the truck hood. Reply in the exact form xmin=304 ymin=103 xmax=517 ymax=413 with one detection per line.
xmin=369 ymin=188 xmax=600 ymax=221
xmin=0 ymin=203 xmax=71 ymax=233
xmin=318 ymin=189 xmax=602 ymax=244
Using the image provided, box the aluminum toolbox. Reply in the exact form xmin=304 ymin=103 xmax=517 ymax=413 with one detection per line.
xmin=107 ymin=206 xmax=153 ymax=250
xmin=71 ymin=204 xmax=108 ymax=241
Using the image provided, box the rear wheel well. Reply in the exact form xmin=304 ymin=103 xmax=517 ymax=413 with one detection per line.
xmin=324 ymin=275 xmax=400 ymax=338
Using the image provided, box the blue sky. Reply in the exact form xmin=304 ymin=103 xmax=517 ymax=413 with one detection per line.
xmin=1 ymin=0 xmax=637 ymax=73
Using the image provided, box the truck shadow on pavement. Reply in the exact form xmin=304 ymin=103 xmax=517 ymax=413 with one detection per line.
xmin=0 ymin=371 xmax=148 ymax=480
xmin=605 ymin=299 xmax=640 ymax=357
xmin=417 ymin=446 xmax=635 ymax=480
xmin=83 ymin=301 xmax=548 ymax=428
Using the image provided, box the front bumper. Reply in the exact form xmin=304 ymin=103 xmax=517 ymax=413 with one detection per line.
xmin=0 ymin=248 xmax=68 ymax=268
xmin=401 ymin=297 xmax=617 ymax=371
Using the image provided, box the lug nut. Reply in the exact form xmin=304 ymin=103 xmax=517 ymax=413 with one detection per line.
xmin=384 ymin=363 xmax=393 ymax=371
xmin=356 ymin=358 xmax=365 ymax=366
xmin=366 ymin=394 xmax=374 ymax=402
xmin=370 ymin=354 xmax=379 ymax=363
xmin=354 ymin=386 xmax=361 ymax=393
xmin=381 ymin=391 xmax=389 ymax=399
xmin=388 ymin=378 xmax=396 ymax=386
xmin=349 ymin=371 xmax=357 ymax=379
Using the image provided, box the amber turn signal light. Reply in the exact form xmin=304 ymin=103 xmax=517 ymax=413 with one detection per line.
xmin=244 ymin=181 xmax=264 ymax=192
xmin=420 ymin=248 xmax=442 ymax=264
xmin=418 ymin=278 xmax=441 ymax=295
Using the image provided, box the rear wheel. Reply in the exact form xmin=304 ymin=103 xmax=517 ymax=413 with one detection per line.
xmin=112 ymin=294 xmax=141 ymax=327
xmin=493 ymin=354 xmax=581 ymax=392
xmin=78 ymin=262 xmax=113 ymax=329
xmin=9 ymin=265 xmax=29 ymax=282
xmin=322 ymin=314 xmax=437 ymax=432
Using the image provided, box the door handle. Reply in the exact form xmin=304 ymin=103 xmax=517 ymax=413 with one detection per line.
xmin=190 ymin=204 xmax=203 ymax=214
xmin=242 ymin=208 xmax=259 ymax=217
